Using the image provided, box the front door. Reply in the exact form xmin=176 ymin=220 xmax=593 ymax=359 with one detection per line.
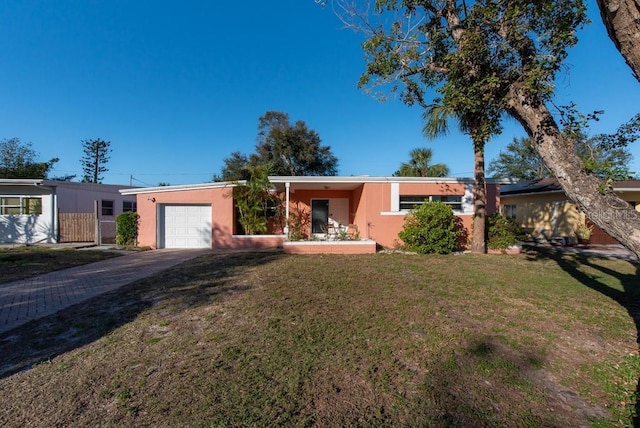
xmin=311 ymin=198 xmax=350 ymax=235
xmin=311 ymin=199 xmax=329 ymax=234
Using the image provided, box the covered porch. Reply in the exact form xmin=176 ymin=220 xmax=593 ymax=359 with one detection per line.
xmin=268 ymin=176 xmax=377 ymax=254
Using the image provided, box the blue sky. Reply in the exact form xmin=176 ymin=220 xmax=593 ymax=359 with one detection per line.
xmin=1 ymin=0 xmax=638 ymax=186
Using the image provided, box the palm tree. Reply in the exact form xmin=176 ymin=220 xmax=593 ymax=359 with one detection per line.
xmin=393 ymin=148 xmax=449 ymax=177
xmin=422 ymin=103 xmax=488 ymax=254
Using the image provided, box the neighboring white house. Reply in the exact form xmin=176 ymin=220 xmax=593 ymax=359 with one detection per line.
xmin=0 ymin=179 xmax=139 ymax=244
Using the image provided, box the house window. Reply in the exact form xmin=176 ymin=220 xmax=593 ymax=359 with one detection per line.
xmin=266 ymin=199 xmax=280 ymax=218
xmin=101 ymin=200 xmax=114 ymax=216
xmin=431 ymin=195 xmax=462 ymax=211
xmin=123 ymin=201 xmax=137 ymax=212
xmin=0 ymin=196 xmax=42 ymax=215
xmin=22 ymin=198 xmax=42 ymax=215
xmin=399 ymin=195 xmax=463 ymax=211
xmin=400 ymin=196 xmax=427 ymax=211
xmin=1 ymin=197 xmax=21 ymax=215
xmin=503 ymin=204 xmax=517 ymax=220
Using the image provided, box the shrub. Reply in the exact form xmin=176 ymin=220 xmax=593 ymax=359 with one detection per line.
xmin=398 ymin=201 xmax=461 ymax=254
xmin=116 ymin=211 xmax=139 ymax=247
xmin=575 ymin=223 xmax=593 ymax=241
xmin=486 ymin=213 xmax=525 ymax=249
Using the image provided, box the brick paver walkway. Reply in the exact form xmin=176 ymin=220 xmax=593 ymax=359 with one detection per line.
xmin=0 ymin=249 xmax=207 ymax=334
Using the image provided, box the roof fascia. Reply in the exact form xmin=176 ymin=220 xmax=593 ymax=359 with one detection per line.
xmin=613 ymin=187 xmax=640 ymax=192
xmin=500 ymin=189 xmax=564 ymax=197
xmin=120 ymin=181 xmax=238 ymax=195
xmin=0 ymin=178 xmax=45 ymax=186
xmin=267 ymin=176 xmax=500 ymax=185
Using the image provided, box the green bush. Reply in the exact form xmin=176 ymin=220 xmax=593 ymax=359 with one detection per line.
xmin=116 ymin=211 xmax=139 ymax=247
xmin=487 ymin=213 xmax=525 ymax=249
xmin=398 ymin=201 xmax=461 ymax=254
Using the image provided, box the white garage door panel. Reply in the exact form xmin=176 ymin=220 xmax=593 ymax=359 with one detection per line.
xmin=160 ymin=205 xmax=212 ymax=249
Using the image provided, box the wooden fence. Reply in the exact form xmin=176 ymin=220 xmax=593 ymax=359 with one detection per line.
xmin=59 ymin=213 xmax=95 ymax=242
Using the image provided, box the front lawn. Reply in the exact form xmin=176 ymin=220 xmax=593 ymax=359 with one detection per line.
xmin=0 ymin=246 xmax=122 ymax=284
xmin=0 ymin=249 xmax=638 ymax=426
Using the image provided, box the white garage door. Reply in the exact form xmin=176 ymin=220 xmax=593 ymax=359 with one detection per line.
xmin=159 ymin=205 xmax=212 ymax=249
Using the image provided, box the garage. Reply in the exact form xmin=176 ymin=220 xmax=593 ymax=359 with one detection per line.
xmin=158 ymin=204 xmax=212 ymax=249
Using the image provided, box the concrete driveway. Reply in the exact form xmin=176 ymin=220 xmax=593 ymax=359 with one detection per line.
xmin=0 ymin=249 xmax=207 ymax=334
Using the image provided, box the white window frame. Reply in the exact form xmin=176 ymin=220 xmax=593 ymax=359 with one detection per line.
xmin=0 ymin=196 xmax=43 ymax=215
xmin=503 ymin=204 xmax=517 ymax=220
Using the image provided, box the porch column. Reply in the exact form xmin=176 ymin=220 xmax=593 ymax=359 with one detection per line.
xmin=284 ymin=181 xmax=290 ymax=239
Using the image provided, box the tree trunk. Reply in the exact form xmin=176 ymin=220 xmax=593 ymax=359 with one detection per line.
xmin=92 ymin=143 xmax=100 ymax=184
xmin=471 ymin=143 xmax=487 ymax=254
xmin=506 ymin=86 xmax=640 ymax=259
xmin=596 ymin=0 xmax=640 ymax=83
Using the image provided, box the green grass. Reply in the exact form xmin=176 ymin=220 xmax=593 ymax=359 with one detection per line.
xmin=0 ymin=246 xmax=122 ymax=283
xmin=0 ymin=249 xmax=638 ymax=427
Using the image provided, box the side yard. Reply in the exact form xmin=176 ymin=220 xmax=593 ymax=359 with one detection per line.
xmin=0 ymin=249 xmax=638 ymax=426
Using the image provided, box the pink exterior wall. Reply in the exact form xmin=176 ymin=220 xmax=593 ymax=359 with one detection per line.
xmin=395 ymin=182 xmax=467 ymax=196
xmin=230 ymin=235 xmax=287 ymax=249
xmin=354 ymin=182 xmax=474 ymax=249
xmin=133 ymin=179 xmax=501 ymax=252
xmin=135 ymin=186 xmax=235 ymax=249
xmin=283 ymin=240 xmax=377 ymax=254
xmin=281 ymin=180 xmax=499 ymax=250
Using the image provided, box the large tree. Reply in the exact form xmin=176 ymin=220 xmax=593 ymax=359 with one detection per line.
xmin=393 ymin=147 xmax=449 ymax=177
xmin=255 ymin=111 xmax=338 ymax=176
xmin=488 ymin=133 xmax=633 ymax=180
xmin=596 ymin=0 xmax=640 ymax=83
xmin=215 ymin=152 xmax=252 ymax=182
xmin=0 ymin=138 xmax=59 ymax=179
xmin=216 ymin=111 xmax=338 ymax=181
xmin=325 ymin=0 xmax=640 ymax=258
xmin=81 ymin=138 xmax=111 ymax=184
xmin=488 ymin=137 xmax=550 ymax=180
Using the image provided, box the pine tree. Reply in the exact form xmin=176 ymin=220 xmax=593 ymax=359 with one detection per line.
xmin=81 ymin=138 xmax=111 ymax=183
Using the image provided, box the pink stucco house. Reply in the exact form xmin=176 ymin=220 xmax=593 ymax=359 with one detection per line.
xmin=120 ymin=176 xmax=503 ymax=253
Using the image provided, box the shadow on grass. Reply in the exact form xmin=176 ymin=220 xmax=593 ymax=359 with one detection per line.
xmin=0 ymin=248 xmax=122 ymax=284
xmin=524 ymin=245 xmax=640 ymax=426
xmin=0 ymin=250 xmax=284 ymax=379
xmin=422 ymin=338 xmax=566 ymax=427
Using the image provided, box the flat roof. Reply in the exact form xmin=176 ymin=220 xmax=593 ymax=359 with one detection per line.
xmin=120 ymin=176 xmax=512 ymax=195
xmin=501 ymin=178 xmax=640 ymax=196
